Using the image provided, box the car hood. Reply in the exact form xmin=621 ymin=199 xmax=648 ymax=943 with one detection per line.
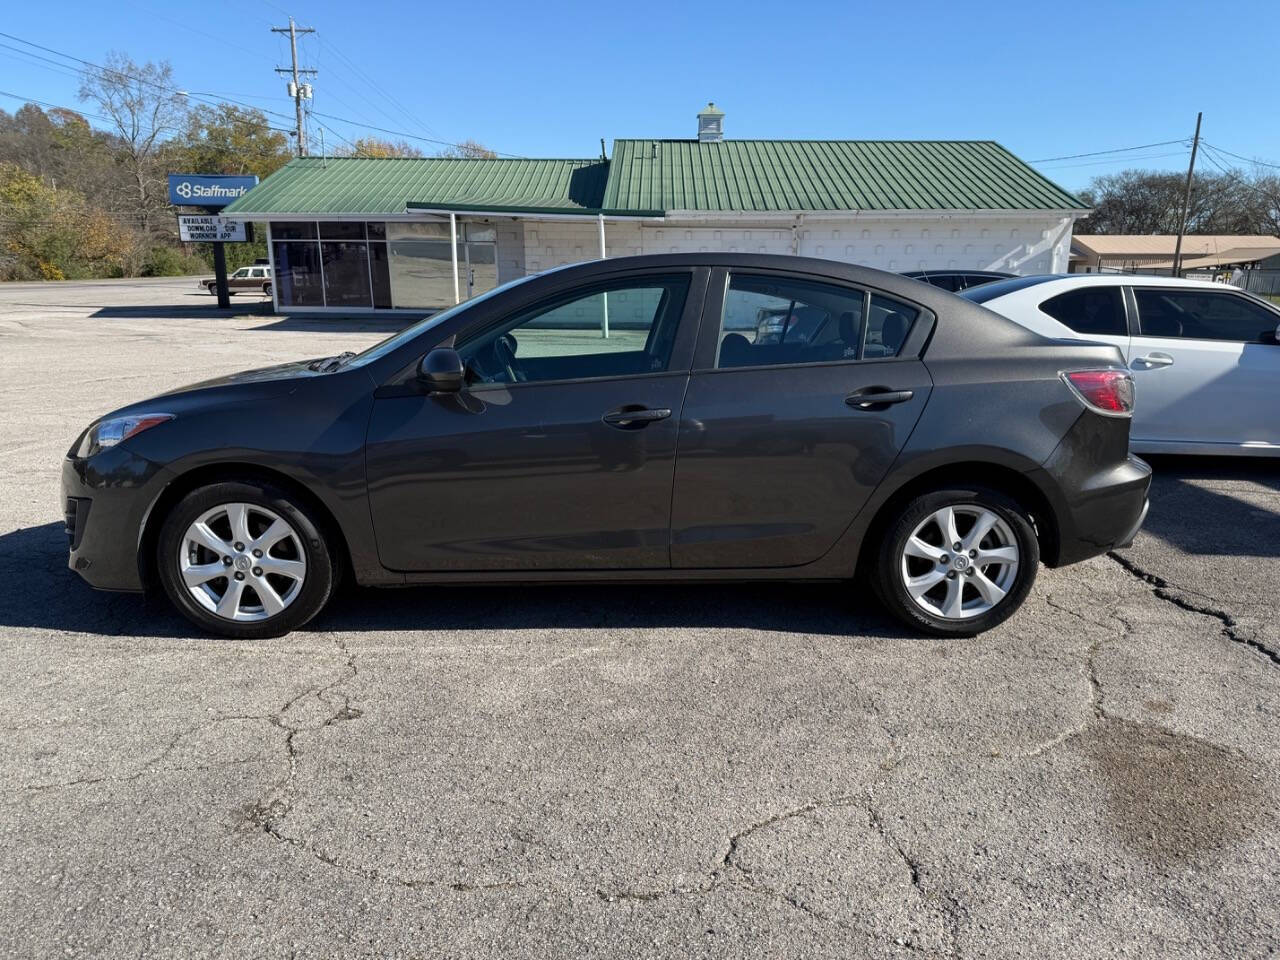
xmin=96 ymin=357 xmax=349 ymax=424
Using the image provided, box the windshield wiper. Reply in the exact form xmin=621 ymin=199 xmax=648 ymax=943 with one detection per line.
xmin=307 ymin=351 xmax=356 ymax=372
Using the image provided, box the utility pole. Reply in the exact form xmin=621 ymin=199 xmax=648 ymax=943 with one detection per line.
xmin=273 ymin=17 xmax=316 ymax=156
xmin=1172 ymin=111 xmax=1203 ymax=278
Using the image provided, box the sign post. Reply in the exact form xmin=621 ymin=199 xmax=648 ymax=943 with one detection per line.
xmin=168 ymin=174 xmax=259 ymax=310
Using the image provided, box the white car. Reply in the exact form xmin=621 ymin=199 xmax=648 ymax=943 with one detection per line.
xmin=964 ymin=274 xmax=1280 ymax=456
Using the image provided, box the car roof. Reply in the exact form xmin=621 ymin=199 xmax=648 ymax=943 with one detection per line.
xmin=538 ymin=252 xmax=958 ymax=307
xmin=960 ymin=271 xmax=1244 ymax=305
xmin=902 ymin=269 xmax=1013 ymax=278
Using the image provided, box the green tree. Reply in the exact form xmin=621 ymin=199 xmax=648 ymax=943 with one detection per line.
xmin=173 ymin=103 xmax=292 ymax=180
xmin=0 ymin=163 xmax=133 ymax=280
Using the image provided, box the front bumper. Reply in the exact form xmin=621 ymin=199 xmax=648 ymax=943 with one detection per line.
xmin=61 ymin=450 xmax=170 ymax=592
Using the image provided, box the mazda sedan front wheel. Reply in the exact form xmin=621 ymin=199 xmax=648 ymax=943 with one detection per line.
xmin=156 ymin=480 xmax=335 ymax=639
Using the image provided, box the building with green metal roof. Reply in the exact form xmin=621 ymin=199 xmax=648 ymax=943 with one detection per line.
xmin=222 ymin=103 xmax=1088 ymax=313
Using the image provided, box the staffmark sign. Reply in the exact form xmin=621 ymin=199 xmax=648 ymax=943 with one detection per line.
xmin=167 ymin=173 xmax=259 ymax=208
xmin=177 ymin=215 xmax=248 ymax=243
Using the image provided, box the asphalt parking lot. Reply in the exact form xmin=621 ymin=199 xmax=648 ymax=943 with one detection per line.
xmin=1 ymin=277 xmax=1277 ymax=959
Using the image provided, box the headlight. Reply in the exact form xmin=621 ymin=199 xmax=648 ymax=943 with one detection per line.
xmin=76 ymin=414 xmax=174 ymax=458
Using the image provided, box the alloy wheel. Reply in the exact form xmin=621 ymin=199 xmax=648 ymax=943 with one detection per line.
xmin=899 ymin=504 xmax=1020 ymax=621
xmin=178 ymin=502 xmax=307 ymax=622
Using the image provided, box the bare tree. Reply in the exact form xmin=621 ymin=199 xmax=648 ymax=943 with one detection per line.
xmin=438 ymin=138 xmax=497 ymax=159
xmin=77 ymin=52 xmax=186 ymax=233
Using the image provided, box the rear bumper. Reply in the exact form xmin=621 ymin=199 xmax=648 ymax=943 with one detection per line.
xmin=1041 ymin=453 xmax=1151 ymax=566
xmin=1113 ymin=496 xmax=1149 ymax=550
xmin=61 ymin=451 xmax=170 ymax=592
xmin=1031 ymin=407 xmax=1153 ymax=567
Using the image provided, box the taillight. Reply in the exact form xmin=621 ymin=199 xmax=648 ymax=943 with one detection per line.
xmin=1062 ymin=369 xmax=1134 ymax=416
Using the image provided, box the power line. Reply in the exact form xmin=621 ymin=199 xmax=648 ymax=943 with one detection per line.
xmin=1027 ymin=138 xmax=1189 ymax=164
xmin=1200 ymin=141 xmax=1280 ymax=171
xmin=1034 ymin=149 xmax=1191 ymax=172
xmin=0 ymin=29 xmax=514 ymax=159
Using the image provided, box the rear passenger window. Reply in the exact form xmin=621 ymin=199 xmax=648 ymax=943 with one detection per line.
xmin=1039 ymin=287 xmax=1127 ymax=336
xmin=717 ymin=275 xmax=865 ymax=368
xmin=865 ymin=295 xmax=919 ymax=358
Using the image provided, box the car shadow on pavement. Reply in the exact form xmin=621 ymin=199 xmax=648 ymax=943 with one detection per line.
xmin=1144 ymin=456 xmax=1280 ymax=557
xmin=0 ymin=523 xmax=198 ymax=638
xmin=3 ymin=521 xmax=901 ymax=639
xmin=317 ymin=580 xmax=903 ymax=638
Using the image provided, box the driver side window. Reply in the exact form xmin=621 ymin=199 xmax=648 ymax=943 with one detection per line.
xmin=458 ymin=274 xmax=690 ymax=386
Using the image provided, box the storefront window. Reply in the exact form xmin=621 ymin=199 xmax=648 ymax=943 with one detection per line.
xmin=369 ymin=241 xmax=392 ymax=309
xmin=269 ymin=221 xmax=317 ymax=240
xmin=268 ymin=219 xmax=498 ymax=310
xmin=319 ymin=221 xmax=366 ymax=241
xmin=321 ymin=241 xmax=372 ymax=307
xmin=388 ymin=239 xmax=456 ymax=309
xmin=271 ymin=241 xmax=323 ymax=307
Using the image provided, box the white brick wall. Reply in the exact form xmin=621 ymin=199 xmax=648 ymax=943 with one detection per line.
xmin=511 ymin=213 xmax=1077 ymax=279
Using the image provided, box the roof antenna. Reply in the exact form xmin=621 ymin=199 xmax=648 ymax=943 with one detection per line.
xmin=600 ymin=137 xmax=606 ymax=162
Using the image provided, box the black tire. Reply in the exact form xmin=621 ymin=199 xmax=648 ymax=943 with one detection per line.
xmin=156 ymin=480 xmax=335 ymax=639
xmin=205 ymin=282 xmax=217 ymax=295
xmin=263 ymin=281 xmax=272 ymax=297
xmin=872 ymin=485 xmax=1039 ymax=637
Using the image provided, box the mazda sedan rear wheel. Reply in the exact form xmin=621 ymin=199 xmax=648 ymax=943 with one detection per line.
xmin=157 ymin=480 xmax=334 ymax=638
xmin=875 ymin=486 xmax=1039 ymax=636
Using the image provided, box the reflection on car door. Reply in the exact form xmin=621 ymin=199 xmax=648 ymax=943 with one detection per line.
xmin=1127 ymin=286 xmax=1280 ymax=449
xmin=670 ymin=269 xmax=933 ymax=568
xmin=364 ymin=269 xmax=705 ymax=572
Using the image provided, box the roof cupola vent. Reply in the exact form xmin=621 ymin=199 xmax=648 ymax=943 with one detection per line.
xmin=697 ymin=102 xmax=724 ymax=143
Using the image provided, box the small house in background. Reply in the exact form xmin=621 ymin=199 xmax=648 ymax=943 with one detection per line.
xmin=224 ymin=104 xmax=1090 ymax=313
xmin=1070 ymin=234 xmax=1280 ymax=275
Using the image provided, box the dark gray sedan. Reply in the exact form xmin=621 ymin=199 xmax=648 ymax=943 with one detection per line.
xmin=63 ymin=254 xmax=1150 ymax=638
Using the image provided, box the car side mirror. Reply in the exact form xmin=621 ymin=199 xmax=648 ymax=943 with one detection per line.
xmin=417 ymin=347 xmax=465 ymax=393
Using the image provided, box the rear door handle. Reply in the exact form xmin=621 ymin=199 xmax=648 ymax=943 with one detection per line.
xmin=845 ymin=388 xmax=914 ymax=409
xmin=1132 ymin=353 xmax=1174 ymax=369
xmin=602 ymin=406 xmax=672 ymax=428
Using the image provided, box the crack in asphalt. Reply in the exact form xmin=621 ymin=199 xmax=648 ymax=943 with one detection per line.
xmin=1108 ymin=552 xmax=1280 ymax=667
xmin=592 ymin=744 xmax=959 ymax=957
xmin=247 ymin=637 xmax=363 ymax=862
xmin=21 ymin=716 xmax=271 ymax=792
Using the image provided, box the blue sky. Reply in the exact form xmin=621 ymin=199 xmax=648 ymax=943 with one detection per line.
xmin=1 ymin=0 xmax=1277 ymax=191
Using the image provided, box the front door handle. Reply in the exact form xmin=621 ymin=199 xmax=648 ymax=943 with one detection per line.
xmin=602 ymin=406 xmax=672 ymax=428
xmin=1132 ymin=353 xmax=1174 ymax=369
xmin=845 ymin=388 xmax=914 ymax=410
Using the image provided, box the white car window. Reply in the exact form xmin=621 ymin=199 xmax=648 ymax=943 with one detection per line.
xmin=1134 ymin=289 xmax=1277 ymax=343
xmin=1040 ymin=287 xmax=1127 ymax=337
xmin=233 ymin=268 xmax=251 ymax=278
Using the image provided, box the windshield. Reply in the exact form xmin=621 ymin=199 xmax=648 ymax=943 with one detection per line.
xmin=342 ymin=273 xmax=540 ymax=368
xmin=959 ymin=275 xmax=1059 ymax=304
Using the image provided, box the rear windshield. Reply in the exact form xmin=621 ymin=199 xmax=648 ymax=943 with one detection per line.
xmin=959 ymin=275 xmax=1060 ymax=304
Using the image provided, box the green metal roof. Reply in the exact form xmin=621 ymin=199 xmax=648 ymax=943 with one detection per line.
xmin=223 ymin=156 xmax=610 ymax=216
xmin=224 ymin=140 xmax=1085 ymax=218
xmin=601 ymin=139 xmax=1086 ymax=213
